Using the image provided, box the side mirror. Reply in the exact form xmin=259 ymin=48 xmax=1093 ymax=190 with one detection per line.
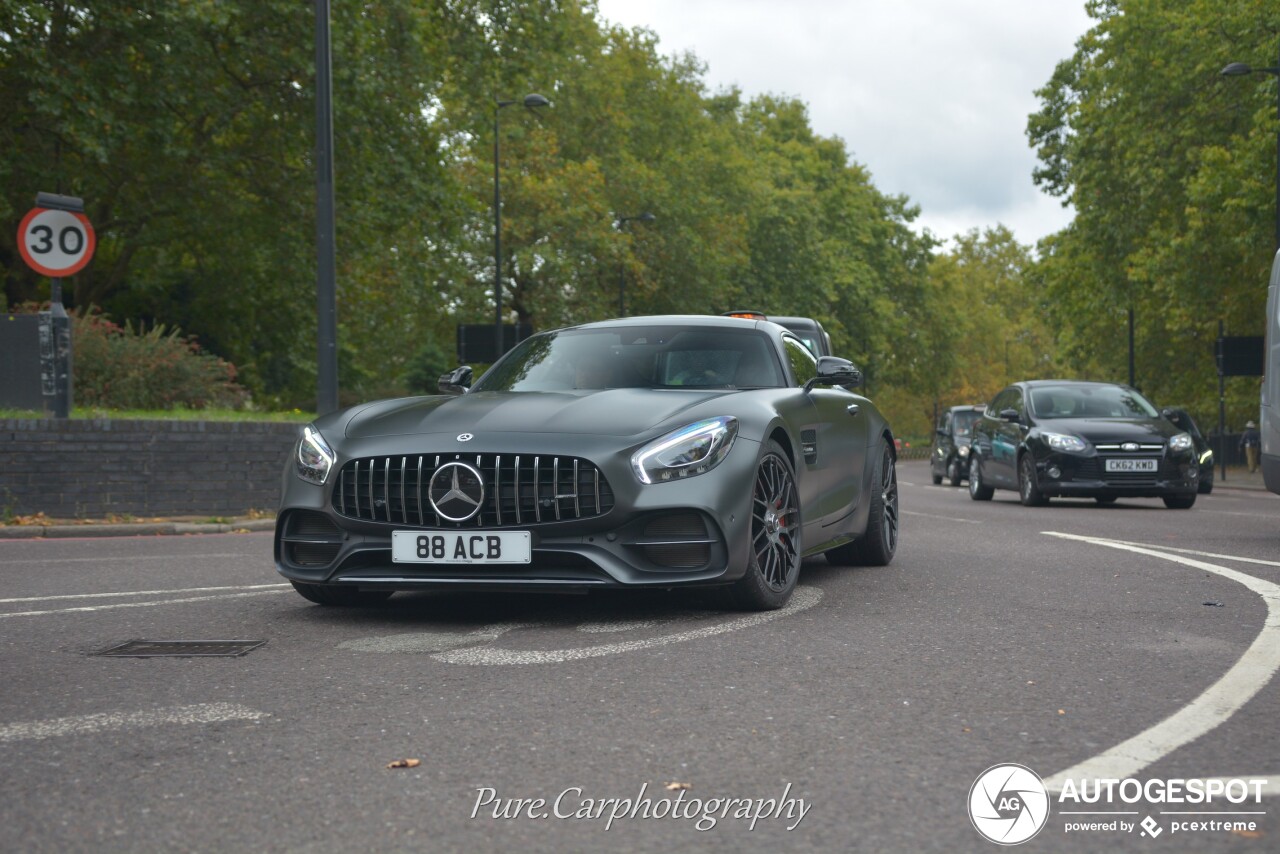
xmin=804 ymin=356 xmax=862 ymax=391
xmin=1000 ymin=408 xmax=1020 ymax=423
xmin=438 ymin=366 xmax=473 ymax=396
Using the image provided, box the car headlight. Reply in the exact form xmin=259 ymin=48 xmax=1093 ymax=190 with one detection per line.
xmin=296 ymin=425 xmax=335 ymax=485
xmin=632 ymin=417 xmax=738 ymax=484
xmin=958 ymin=445 xmax=971 ymax=457
xmin=1168 ymin=432 xmax=1193 ymax=453
xmin=1042 ymin=431 xmax=1088 ymax=453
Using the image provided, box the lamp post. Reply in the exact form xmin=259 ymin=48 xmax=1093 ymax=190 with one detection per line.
xmin=494 ymin=93 xmax=550 ymax=359
xmin=1222 ymin=43 xmax=1280 ymax=252
xmin=615 ymin=212 xmax=655 ymax=316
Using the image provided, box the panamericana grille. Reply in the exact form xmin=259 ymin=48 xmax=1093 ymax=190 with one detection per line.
xmin=333 ymin=454 xmax=614 ymax=528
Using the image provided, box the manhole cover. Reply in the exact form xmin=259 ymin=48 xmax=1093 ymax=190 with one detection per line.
xmin=94 ymin=640 xmax=266 ymax=658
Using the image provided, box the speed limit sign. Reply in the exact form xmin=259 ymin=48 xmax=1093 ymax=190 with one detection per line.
xmin=18 ymin=206 xmax=96 ymax=277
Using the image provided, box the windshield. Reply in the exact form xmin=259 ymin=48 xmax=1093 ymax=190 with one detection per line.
xmin=952 ymin=410 xmax=981 ymax=437
xmin=474 ymin=325 xmax=786 ymax=392
xmin=1028 ymin=385 xmax=1159 ymax=419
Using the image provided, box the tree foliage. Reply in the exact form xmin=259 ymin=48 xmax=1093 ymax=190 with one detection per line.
xmin=1027 ymin=0 xmax=1280 ymax=429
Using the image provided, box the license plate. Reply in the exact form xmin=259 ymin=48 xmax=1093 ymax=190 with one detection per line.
xmin=1104 ymin=458 xmax=1157 ymax=472
xmin=391 ymin=531 xmax=531 ymax=564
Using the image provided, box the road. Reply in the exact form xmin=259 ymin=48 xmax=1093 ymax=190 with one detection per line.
xmin=1 ymin=459 xmax=1277 ymax=853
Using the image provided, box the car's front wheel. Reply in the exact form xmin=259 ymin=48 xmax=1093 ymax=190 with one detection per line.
xmin=969 ymin=455 xmax=994 ymax=501
xmin=826 ymin=438 xmax=898 ymax=567
xmin=1163 ymin=494 xmax=1196 ymax=510
xmin=720 ymin=440 xmax=801 ymax=610
xmin=1018 ymin=454 xmax=1049 ymax=506
xmin=291 ymin=581 xmax=394 ymax=607
xmin=947 ymin=457 xmax=963 ymax=486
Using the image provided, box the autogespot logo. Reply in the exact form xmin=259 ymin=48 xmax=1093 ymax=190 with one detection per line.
xmin=968 ymin=764 xmax=1051 ymax=845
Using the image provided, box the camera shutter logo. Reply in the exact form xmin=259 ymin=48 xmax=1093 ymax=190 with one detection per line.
xmin=968 ymin=764 xmax=1050 ymax=845
xmin=429 ymin=462 xmax=485 ymax=522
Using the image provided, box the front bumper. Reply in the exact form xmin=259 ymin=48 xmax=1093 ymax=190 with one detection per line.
xmin=274 ymin=433 xmax=762 ymax=593
xmin=1028 ymin=451 xmax=1198 ymax=499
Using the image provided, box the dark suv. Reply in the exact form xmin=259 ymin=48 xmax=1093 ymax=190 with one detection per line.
xmin=930 ymin=405 xmax=985 ymax=486
xmin=724 ymin=311 xmax=832 ymax=357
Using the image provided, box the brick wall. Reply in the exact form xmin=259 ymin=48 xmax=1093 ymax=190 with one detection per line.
xmin=0 ymin=419 xmax=301 ymax=518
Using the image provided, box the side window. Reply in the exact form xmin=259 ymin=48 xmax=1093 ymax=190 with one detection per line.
xmin=1008 ymin=389 xmax=1026 ymax=418
xmin=783 ymin=337 xmax=817 ymax=387
xmin=988 ymin=388 xmax=1014 ymax=417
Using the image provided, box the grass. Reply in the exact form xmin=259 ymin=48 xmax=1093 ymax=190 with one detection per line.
xmin=0 ymin=406 xmax=314 ymax=422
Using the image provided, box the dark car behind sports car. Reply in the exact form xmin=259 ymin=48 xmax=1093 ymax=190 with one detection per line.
xmin=276 ymin=315 xmax=899 ymax=611
xmin=967 ymin=380 xmax=1200 ymax=508
xmin=930 ymin=404 xmax=984 ymax=486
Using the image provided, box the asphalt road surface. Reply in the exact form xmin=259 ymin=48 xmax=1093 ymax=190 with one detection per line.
xmin=1 ymin=459 xmax=1277 ymax=853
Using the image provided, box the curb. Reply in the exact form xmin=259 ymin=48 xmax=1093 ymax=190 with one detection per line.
xmin=0 ymin=518 xmax=276 ymax=540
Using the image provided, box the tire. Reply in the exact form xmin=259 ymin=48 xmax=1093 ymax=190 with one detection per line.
xmin=968 ymin=455 xmax=994 ymax=501
xmin=718 ymin=440 xmax=801 ymax=610
xmin=1198 ymin=477 xmax=1213 ymax=495
xmin=1018 ymin=454 xmax=1048 ymax=506
xmin=291 ymin=581 xmax=394 ymax=607
xmin=825 ymin=438 xmax=898 ymax=567
xmin=1163 ymin=494 xmax=1196 ymax=510
xmin=1095 ymin=496 xmax=1117 ymax=505
xmin=931 ymin=469 xmax=943 ymax=485
xmin=947 ymin=458 xmax=963 ymax=487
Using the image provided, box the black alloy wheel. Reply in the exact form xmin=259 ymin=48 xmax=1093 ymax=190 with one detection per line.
xmin=1018 ymin=454 xmax=1049 ymax=506
xmin=721 ymin=440 xmax=801 ymax=610
xmin=969 ymin=455 xmax=994 ymax=501
xmin=826 ymin=437 xmax=898 ymax=567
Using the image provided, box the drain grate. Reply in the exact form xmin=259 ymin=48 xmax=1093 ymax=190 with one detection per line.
xmin=94 ymin=640 xmax=266 ymax=658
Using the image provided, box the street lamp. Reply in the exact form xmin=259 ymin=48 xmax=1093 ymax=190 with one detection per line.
xmin=494 ymin=93 xmax=550 ymax=358
xmin=1222 ymin=43 xmax=1280 ymax=252
xmin=615 ymin=212 xmax=655 ymax=316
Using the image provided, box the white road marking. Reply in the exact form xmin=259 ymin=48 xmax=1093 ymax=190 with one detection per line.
xmin=434 ymin=586 xmax=823 ymax=665
xmin=0 ymin=554 xmax=259 ymax=566
xmin=1094 ymin=540 xmax=1280 ymax=569
xmin=0 ymin=589 xmax=288 ymax=618
xmin=901 ymin=510 xmax=981 ymax=524
xmin=1196 ymin=510 xmax=1280 ymax=519
xmin=0 ymin=583 xmax=290 ymax=605
xmin=0 ymin=703 xmax=268 ymax=743
xmin=1040 ymin=533 xmax=1280 ymax=792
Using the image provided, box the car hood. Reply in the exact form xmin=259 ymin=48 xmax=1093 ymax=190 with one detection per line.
xmin=339 ymin=389 xmax=729 ymax=441
xmin=1034 ymin=417 xmax=1179 ymax=443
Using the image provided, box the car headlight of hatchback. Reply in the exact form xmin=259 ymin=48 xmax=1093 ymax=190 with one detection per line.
xmin=632 ymin=417 xmax=738 ymax=484
xmin=1168 ymin=432 xmax=1193 ymax=453
xmin=296 ymin=425 xmax=336 ymax=485
xmin=1042 ymin=431 xmax=1088 ymax=453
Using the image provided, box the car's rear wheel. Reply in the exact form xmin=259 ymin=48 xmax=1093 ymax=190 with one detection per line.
xmin=826 ymin=438 xmax=898 ymax=567
xmin=1018 ymin=454 xmax=1048 ymax=506
xmin=969 ymin=455 xmax=994 ymax=501
xmin=720 ymin=440 xmax=801 ymax=610
xmin=1163 ymin=494 xmax=1196 ymax=510
xmin=947 ymin=457 xmax=963 ymax=486
xmin=291 ymin=581 xmax=394 ymax=606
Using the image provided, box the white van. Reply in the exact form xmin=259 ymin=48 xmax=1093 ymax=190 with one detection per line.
xmin=1264 ymin=249 xmax=1280 ymax=494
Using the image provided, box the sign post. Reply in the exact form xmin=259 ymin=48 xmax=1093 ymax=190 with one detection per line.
xmin=17 ymin=193 xmax=95 ymax=418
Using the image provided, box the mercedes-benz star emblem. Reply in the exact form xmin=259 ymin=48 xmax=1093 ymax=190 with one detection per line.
xmin=429 ymin=462 xmax=485 ymax=522
xmin=457 ymin=433 xmax=474 ymax=442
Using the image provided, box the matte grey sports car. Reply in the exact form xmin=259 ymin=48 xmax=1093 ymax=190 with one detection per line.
xmin=275 ymin=315 xmax=898 ymax=611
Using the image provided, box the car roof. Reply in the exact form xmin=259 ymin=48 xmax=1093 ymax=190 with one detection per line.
xmin=559 ymin=314 xmax=790 ymax=335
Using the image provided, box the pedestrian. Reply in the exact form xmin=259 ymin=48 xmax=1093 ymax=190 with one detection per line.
xmin=1241 ymin=420 xmax=1261 ymax=473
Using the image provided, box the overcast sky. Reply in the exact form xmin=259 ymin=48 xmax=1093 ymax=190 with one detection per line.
xmin=594 ymin=0 xmax=1095 ymax=247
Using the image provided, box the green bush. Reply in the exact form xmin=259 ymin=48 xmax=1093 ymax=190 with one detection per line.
xmin=71 ymin=308 xmax=249 ymax=410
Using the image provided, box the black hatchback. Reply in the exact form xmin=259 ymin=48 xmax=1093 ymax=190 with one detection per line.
xmin=967 ymin=380 xmax=1200 ymax=508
